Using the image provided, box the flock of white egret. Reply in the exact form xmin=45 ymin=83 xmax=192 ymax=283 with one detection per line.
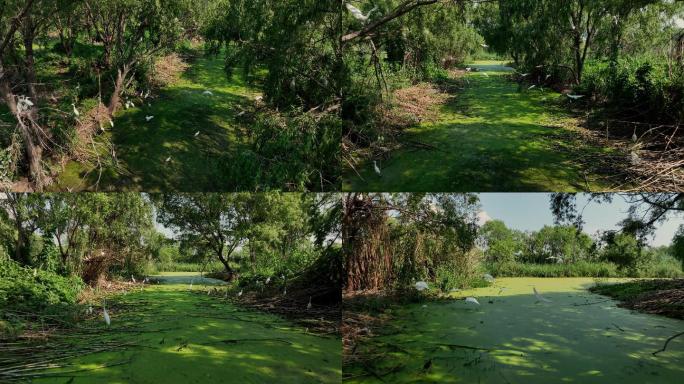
xmin=414 ymin=273 xmax=554 ymax=309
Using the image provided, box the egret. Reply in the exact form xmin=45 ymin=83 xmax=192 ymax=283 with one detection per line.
xmin=345 ymin=3 xmax=377 ymax=22
xmin=422 ymin=304 xmax=428 ymax=308
xmin=533 ymin=287 xmax=552 ymax=303
xmin=237 ymin=111 xmax=246 ymax=117
xmin=103 ymin=303 xmax=111 ymax=326
xmin=131 ymin=275 xmax=136 ymax=283
xmin=283 ymin=287 xmax=287 ymax=295
xmin=528 ymin=85 xmax=536 ymax=90
xmin=145 ymin=115 xmax=154 ymax=122
xmin=465 ymin=67 xmax=472 ymax=72
xmin=129 ymin=101 xmax=135 ymax=108
xmin=194 ymin=131 xmax=200 ymax=137
xmin=632 ymin=133 xmax=638 ymax=142
xmin=17 ymin=96 xmax=33 ymax=112
xmin=165 ymin=157 xmax=171 ymax=163
xmin=238 ymin=289 xmax=243 ymax=297
xmin=71 ymin=103 xmax=80 ymax=117
xmin=307 ymin=296 xmax=312 ymax=310
xmin=545 ymin=74 xmax=552 ymax=81
xmin=88 ymin=306 xmax=93 ymax=315
xmin=415 ymin=281 xmax=429 ymax=291
xmin=566 ymin=94 xmax=585 ymax=100
xmin=99 ymin=122 xmax=105 ymax=132
xmin=480 ymin=44 xmax=489 ymax=48
xmin=520 ymin=73 xmax=530 ymax=77
xmin=203 ymin=90 xmax=213 ymax=96
xmin=465 ymin=297 xmax=480 ymax=305
xmin=373 ymin=161 xmax=382 ymax=177
xmin=144 ymin=90 xmax=150 ymax=99
xmin=109 ymin=118 xmax=114 ymax=128
xmin=265 ymin=276 xmax=271 ymax=284
xmin=546 ymin=256 xmax=563 ymax=263
xmin=483 ymin=273 xmax=495 ymax=283
xmin=255 ymin=95 xmax=263 ymax=103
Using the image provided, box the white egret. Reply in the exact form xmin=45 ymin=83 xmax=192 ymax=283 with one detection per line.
xmin=415 ymin=281 xmax=429 ymax=291
xmin=88 ymin=306 xmax=93 ymax=315
xmin=528 ymin=85 xmax=536 ymax=90
xmin=131 ymin=275 xmax=136 ymax=283
xmin=480 ymin=44 xmax=489 ymax=48
xmin=545 ymin=74 xmax=552 ymax=81
xmin=465 ymin=67 xmax=472 ymax=72
xmin=265 ymin=276 xmax=271 ymax=284
xmin=165 ymin=157 xmax=171 ymax=163
xmin=283 ymin=287 xmax=287 ymax=295
xmin=203 ymin=90 xmax=213 ymax=96
xmin=194 ymin=131 xmax=200 ymax=137
xmin=109 ymin=118 xmax=114 ymax=128
xmin=520 ymin=73 xmax=530 ymax=77
xmin=145 ymin=115 xmax=154 ymax=122
xmin=255 ymin=95 xmax=263 ymax=102
xmin=373 ymin=161 xmax=382 ymax=177
xmin=144 ymin=90 xmax=150 ymax=99
xmin=103 ymin=303 xmax=111 ymax=326
xmin=345 ymin=3 xmax=377 ymax=22
xmin=632 ymin=133 xmax=638 ymax=142
xmin=237 ymin=111 xmax=246 ymax=117
xmin=533 ymin=287 xmax=552 ymax=303
xmin=307 ymin=296 xmax=312 ymax=310
xmin=71 ymin=103 xmax=80 ymax=117
xmin=238 ymin=289 xmax=243 ymax=297
xmin=465 ymin=297 xmax=480 ymax=305
xmin=566 ymin=94 xmax=585 ymax=100
xmin=483 ymin=273 xmax=495 ymax=283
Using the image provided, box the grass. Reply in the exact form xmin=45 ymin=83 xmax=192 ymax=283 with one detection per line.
xmin=487 ymin=261 xmax=684 ymax=279
xmin=344 ymin=60 xmax=620 ymax=192
xmin=53 ymin=52 xmax=260 ymax=191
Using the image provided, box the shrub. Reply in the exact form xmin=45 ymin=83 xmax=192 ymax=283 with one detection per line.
xmin=0 ymin=259 xmax=84 ymax=314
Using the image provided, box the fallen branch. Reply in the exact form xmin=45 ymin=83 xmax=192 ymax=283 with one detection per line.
xmin=652 ymin=331 xmax=684 ymax=356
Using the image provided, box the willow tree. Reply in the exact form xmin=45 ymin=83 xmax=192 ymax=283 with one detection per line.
xmin=343 ymin=193 xmax=480 ymax=292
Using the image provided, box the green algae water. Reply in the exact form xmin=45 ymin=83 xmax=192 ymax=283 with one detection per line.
xmin=345 ymin=278 xmax=684 ymax=383
xmin=344 ymin=61 xmax=617 ymax=192
xmin=35 ymin=273 xmax=340 ymax=383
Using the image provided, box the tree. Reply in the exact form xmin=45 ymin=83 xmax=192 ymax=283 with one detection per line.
xmin=601 ymin=231 xmax=640 ymax=270
xmin=478 ymin=220 xmax=519 ymax=264
xmin=672 ymin=225 xmax=684 ymax=270
xmin=154 ymin=193 xmax=308 ymax=279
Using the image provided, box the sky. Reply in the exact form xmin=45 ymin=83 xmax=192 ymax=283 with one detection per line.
xmin=477 ymin=193 xmax=684 ymax=247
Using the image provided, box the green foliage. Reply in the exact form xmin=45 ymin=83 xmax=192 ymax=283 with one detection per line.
xmin=488 ymin=261 xmax=621 ymax=278
xmin=231 ymin=109 xmax=341 ymax=191
xmin=672 ymin=225 xmax=684 ymax=270
xmin=0 ymin=259 xmax=84 ymax=315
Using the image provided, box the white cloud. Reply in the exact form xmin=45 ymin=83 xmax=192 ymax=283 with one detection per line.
xmin=477 ymin=211 xmax=492 ymax=226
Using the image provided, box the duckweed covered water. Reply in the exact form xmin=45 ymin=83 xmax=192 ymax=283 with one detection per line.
xmin=345 ymin=61 xmax=616 ymax=192
xmin=346 ymin=278 xmax=683 ymax=383
xmin=35 ymin=273 xmax=340 ymax=383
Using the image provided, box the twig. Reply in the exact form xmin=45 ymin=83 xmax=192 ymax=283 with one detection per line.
xmin=653 ymin=331 xmax=684 ymax=356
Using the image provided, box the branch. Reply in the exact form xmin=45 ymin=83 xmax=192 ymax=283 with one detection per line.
xmin=653 ymin=331 xmax=684 ymax=356
xmin=341 ymin=0 xmax=441 ymax=43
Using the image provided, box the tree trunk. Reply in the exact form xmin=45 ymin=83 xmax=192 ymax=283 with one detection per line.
xmin=108 ymin=65 xmax=129 ymax=114
xmin=0 ymin=61 xmax=45 ymax=190
xmin=21 ymin=20 xmax=38 ymax=100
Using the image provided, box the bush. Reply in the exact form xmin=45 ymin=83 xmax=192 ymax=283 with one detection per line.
xmin=0 ymin=259 xmax=84 ymax=314
xmin=487 ymin=260 xmax=683 ymax=278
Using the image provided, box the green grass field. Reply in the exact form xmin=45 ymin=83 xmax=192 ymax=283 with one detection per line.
xmin=54 ymin=54 xmax=260 ymax=191
xmin=344 ymin=61 xmax=620 ymax=192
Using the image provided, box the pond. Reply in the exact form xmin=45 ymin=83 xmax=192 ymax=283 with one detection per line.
xmin=345 ymin=278 xmax=684 ymax=383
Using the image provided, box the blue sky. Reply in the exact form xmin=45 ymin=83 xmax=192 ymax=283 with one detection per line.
xmin=478 ymin=193 xmax=684 ymax=246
